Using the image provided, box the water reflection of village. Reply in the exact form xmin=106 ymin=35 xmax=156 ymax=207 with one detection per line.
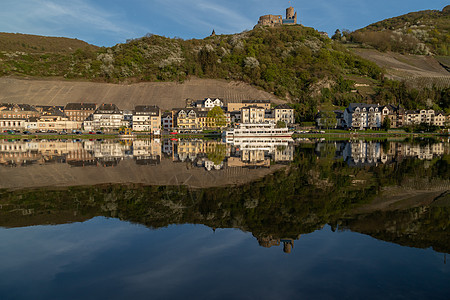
xmin=0 ymin=138 xmax=296 ymax=169
xmin=312 ymin=140 xmax=450 ymax=166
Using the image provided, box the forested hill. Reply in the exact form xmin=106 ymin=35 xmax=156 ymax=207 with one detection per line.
xmin=349 ymin=5 xmax=450 ymax=55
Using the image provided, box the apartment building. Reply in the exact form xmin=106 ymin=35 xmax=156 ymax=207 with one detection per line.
xmin=132 ymin=105 xmax=161 ymax=133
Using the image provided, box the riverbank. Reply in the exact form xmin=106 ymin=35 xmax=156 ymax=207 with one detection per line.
xmin=0 ymin=131 xmax=447 ymax=140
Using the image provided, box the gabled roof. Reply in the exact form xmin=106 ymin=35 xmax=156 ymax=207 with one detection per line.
xmin=346 ymin=103 xmax=379 ymax=113
xmin=134 ymin=105 xmax=160 ymax=115
xmin=204 ymin=97 xmax=223 ymax=102
xmin=241 ymin=105 xmax=265 ymax=109
xmin=241 ymin=100 xmax=271 ymax=104
xmin=95 ymin=103 xmax=121 ymax=114
xmin=38 ymin=106 xmax=66 ymax=117
xmin=197 ymin=111 xmax=209 ymax=117
xmin=0 ymin=103 xmax=38 ymax=112
xmin=64 ymin=103 xmax=97 ymax=111
xmin=36 ymin=105 xmax=64 ymax=112
xmin=380 ymin=104 xmax=398 ymax=111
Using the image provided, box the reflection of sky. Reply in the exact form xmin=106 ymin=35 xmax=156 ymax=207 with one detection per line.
xmin=0 ymin=218 xmax=449 ymax=299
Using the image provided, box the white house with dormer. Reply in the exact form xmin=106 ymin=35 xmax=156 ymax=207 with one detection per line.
xmin=194 ymin=98 xmax=224 ymax=109
xmin=344 ymin=103 xmax=382 ymax=130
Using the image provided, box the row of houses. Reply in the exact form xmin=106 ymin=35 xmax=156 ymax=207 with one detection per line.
xmin=314 ymin=140 xmax=449 ymax=167
xmin=317 ymin=103 xmax=449 ymax=129
xmin=0 ymin=98 xmax=296 ymax=133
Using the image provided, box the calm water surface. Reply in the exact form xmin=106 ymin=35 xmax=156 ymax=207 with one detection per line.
xmin=0 ymin=138 xmax=449 ymax=299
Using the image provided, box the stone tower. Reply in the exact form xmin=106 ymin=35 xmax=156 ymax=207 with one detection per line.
xmin=285 ymin=6 xmax=297 ymax=24
xmin=286 ymin=6 xmax=295 ymax=19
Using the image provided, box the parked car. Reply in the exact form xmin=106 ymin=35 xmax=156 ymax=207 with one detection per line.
xmin=96 ymin=131 xmax=103 ymax=135
xmin=170 ymin=131 xmax=178 ymax=135
xmin=23 ymin=131 xmax=31 ymax=135
xmin=59 ymin=131 xmax=67 ymax=135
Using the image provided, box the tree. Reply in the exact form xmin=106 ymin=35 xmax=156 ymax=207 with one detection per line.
xmin=332 ymin=29 xmax=342 ymax=40
xmin=207 ymin=144 xmax=226 ymax=165
xmin=207 ymin=106 xmax=226 ymax=128
xmin=320 ymin=111 xmax=337 ymax=129
xmin=276 ymin=120 xmax=286 ymax=128
xmin=382 ymin=117 xmax=391 ymax=130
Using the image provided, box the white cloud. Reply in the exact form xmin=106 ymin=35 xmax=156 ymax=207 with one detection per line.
xmin=0 ymin=0 xmax=146 ymax=45
xmin=151 ymin=0 xmax=255 ymax=35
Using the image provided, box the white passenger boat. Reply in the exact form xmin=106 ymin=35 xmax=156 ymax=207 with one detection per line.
xmin=227 ymin=136 xmax=293 ymax=151
xmin=224 ymin=123 xmax=293 ymax=141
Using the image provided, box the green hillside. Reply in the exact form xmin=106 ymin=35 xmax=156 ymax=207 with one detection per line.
xmin=1 ymin=22 xmax=448 ymax=118
xmin=349 ymin=6 xmax=450 ymax=55
xmin=0 ymin=26 xmax=383 ymax=119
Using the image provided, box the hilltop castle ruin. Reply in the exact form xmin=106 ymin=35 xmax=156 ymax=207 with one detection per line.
xmin=257 ymin=6 xmax=297 ymax=27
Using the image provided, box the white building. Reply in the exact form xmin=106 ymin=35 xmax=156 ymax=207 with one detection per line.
xmin=132 ymin=105 xmax=161 ymax=133
xmin=405 ymin=110 xmax=421 ymax=125
xmin=84 ymin=103 xmax=126 ymax=131
xmin=194 ymin=98 xmax=224 ymax=109
xmin=241 ymin=105 xmax=266 ymax=124
xmin=344 ymin=103 xmax=381 ymax=129
xmin=274 ymin=104 xmax=295 ymax=125
xmin=0 ymin=103 xmax=39 ymax=131
xmin=434 ymin=112 xmax=446 ymax=127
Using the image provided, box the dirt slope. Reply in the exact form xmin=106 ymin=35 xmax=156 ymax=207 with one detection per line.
xmin=0 ymin=158 xmax=284 ymax=190
xmin=352 ymin=48 xmax=449 ymax=78
xmin=351 ymin=48 xmax=450 ymax=88
xmin=0 ymin=32 xmax=97 ymax=53
xmin=0 ymin=77 xmax=282 ymax=110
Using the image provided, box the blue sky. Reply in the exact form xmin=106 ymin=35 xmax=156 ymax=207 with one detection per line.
xmin=0 ymin=0 xmax=448 ymax=46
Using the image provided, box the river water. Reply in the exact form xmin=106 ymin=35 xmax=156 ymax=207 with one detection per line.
xmin=0 ymin=137 xmax=449 ymax=299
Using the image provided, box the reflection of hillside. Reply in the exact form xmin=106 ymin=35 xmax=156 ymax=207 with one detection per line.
xmin=0 ymin=182 xmax=448 ymax=254
xmin=1 ymin=149 xmax=448 ymax=253
xmin=341 ymin=190 xmax=450 ymax=253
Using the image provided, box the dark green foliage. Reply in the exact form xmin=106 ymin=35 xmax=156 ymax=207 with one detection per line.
xmin=275 ymin=120 xmax=286 ymax=128
xmin=382 ymin=117 xmax=391 ymax=130
xmin=374 ymin=79 xmax=450 ymax=112
xmin=207 ymin=106 xmax=226 ymax=128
